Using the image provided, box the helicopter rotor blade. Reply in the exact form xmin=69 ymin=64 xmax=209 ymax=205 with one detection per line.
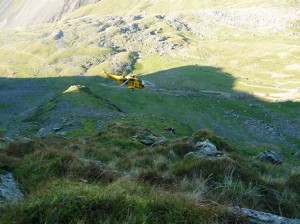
xmin=120 ymin=79 xmax=130 ymax=86
xmin=143 ymin=80 xmax=156 ymax=87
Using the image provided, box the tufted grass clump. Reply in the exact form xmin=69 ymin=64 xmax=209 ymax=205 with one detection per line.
xmin=170 ymin=137 xmax=196 ymax=158
xmin=286 ymin=172 xmax=300 ymax=192
xmin=96 ymin=123 xmax=146 ymax=151
xmin=14 ymin=149 xmax=115 ymax=193
xmin=172 ymin=156 xmax=257 ymax=183
xmin=98 ymin=122 xmax=152 ymax=139
xmin=1 ymin=123 xmax=299 ymax=221
xmin=0 ymin=179 xmax=245 ymax=224
xmin=137 ymin=168 xmax=174 ymax=186
xmin=259 ymin=185 xmax=300 ymax=218
xmin=0 ymin=153 xmax=16 ymax=174
xmin=6 ymin=139 xmax=37 ymax=158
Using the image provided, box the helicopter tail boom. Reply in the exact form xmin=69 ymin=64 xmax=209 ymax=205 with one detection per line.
xmin=103 ymin=72 xmax=126 ymax=84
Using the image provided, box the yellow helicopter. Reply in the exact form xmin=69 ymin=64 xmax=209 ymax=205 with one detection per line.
xmin=102 ymin=71 xmax=147 ymax=90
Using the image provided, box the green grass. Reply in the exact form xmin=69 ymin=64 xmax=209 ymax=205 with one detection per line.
xmin=0 ymin=2 xmax=299 ymax=222
xmin=0 ymin=179 xmax=244 ymax=224
xmin=68 ymin=118 xmax=98 ymax=137
xmin=1 ymin=123 xmax=299 ymax=222
xmin=1 ymin=4 xmax=298 ymax=101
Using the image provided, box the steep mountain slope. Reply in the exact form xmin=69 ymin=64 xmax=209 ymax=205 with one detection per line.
xmin=0 ymin=0 xmax=299 ymax=147
xmin=1 ymin=123 xmax=300 ymax=223
xmin=0 ymin=0 xmax=299 ymax=99
xmin=0 ymin=1 xmax=300 ymax=223
xmin=0 ymin=0 xmax=98 ymax=29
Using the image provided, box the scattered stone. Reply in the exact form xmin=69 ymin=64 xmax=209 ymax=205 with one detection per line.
xmin=132 ymin=23 xmax=141 ymax=32
xmin=82 ymin=18 xmax=93 ymax=24
xmin=0 ymin=173 xmax=24 ymax=205
xmin=56 ymin=132 xmax=67 ymax=138
xmin=184 ymin=139 xmax=221 ymax=158
xmin=36 ymin=127 xmax=52 ymax=137
xmin=65 ymin=121 xmax=74 ymax=126
xmin=231 ymin=206 xmax=300 ymax=224
xmin=53 ymin=126 xmax=62 ymax=131
xmin=151 ymin=137 xmax=166 ymax=147
xmin=256 ymin=151 xmax=282 ymax=164
xmin=156 ymin=15 xmax=165 ymax=19
xmin=18 ymin=137 xmax=32 ymax=144
xmin=158 ymin=36 xmax=168 ymax=42
xmin=133 ymin=15 xmax=143 ymax=20
xmin=120 ymin=27 xmax=130 ymax=33
xmin=140 ymin=134 xmax=165 ymax=146
xmin=141 ymin=139 xmax=155 ymax=146
xmin=196 ymin=139 xmax=221 ymax=157
xmin=53 ymin=30 xmax=64 ymax=40
xmin=268 ymin=127 xmax=274 ymax=132
xmin=98 ymin=24 xmax=110 ymax=32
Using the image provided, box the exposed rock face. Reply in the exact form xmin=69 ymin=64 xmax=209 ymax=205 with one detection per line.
xmin=232 ymin=207 xmax=300 ymax=224
xmin=256 ymin=151 xmax=282 ymax=165
xmin=0 ymin=172 xmax=24 ymax=205
xmin=0 ymin=0 xmax=98 ymax=29
xmin=184 ymin=139 xmax=221 ymax=158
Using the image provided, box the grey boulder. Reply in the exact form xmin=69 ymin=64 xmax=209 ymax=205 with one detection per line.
xmin=0 ymin=173 xmax=24 ymax=205
xmin=184 ymin=139 xmax=221 ymax=158
xmin=232 ymin=206 xmax=300 ymax=224
xmin=256 ymin=151 xmax=282 ymax=164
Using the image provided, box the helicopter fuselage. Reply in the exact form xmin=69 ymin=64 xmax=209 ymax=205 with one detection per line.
xmin=104 ymin=72 xmax=146 ymax=89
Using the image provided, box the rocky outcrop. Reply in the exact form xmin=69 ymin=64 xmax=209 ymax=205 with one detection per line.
xmin=140 ymin=134 xmax=165 ymax=147
xmin=256 ymin=151 xmax=282 ymax=165
xmin=0 ymin=173 xmax=24 ymax=205
xmin=184 ymin=139 xmax=221 ymax=158
xmin=54 ymin=30 xmax=64 ymax=40
xmin=232 ymin=207 xmax=300 ymax=224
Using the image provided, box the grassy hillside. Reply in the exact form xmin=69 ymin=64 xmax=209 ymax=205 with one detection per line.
xmin=0 ymin=0 xmax=299 ymax=145
xmin=0 ymin=0 xmax=299 ymax=99
xmin=0 ymin=1 xmax=299 ymax=222
xmin=0 ymin=123 xmax=299 ymax=223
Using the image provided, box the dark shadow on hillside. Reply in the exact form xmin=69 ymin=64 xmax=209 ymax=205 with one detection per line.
xmin=0 ymin=65 xmax=299 ymax=153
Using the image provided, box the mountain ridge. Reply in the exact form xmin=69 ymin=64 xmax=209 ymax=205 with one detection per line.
xmin=0 ymin=0 xmax=98 ymax=29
